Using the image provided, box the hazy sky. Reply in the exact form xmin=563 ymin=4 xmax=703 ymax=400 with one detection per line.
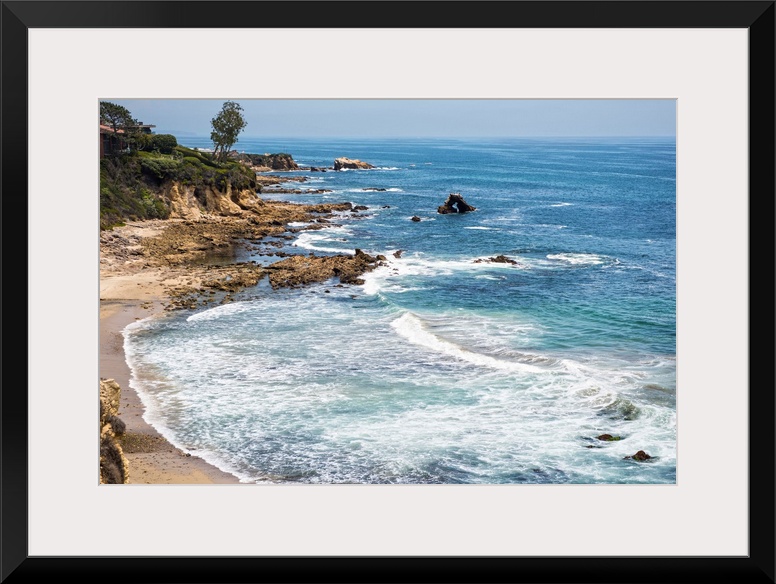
xmin=105 ymin=99 xmax=675 ymax=139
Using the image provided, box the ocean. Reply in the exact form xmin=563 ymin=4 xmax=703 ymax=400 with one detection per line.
xmin=123 ymin=136 xmax=676 ymax=484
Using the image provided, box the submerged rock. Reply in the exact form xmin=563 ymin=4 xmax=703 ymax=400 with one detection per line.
xmin=437 ymin=192 xmax=476 ymax=214
xmin=597 ymin=434 xmax=622 ymax=442
xmin=411 ymin=216 xmax=421 ymax=222
xmin=474 ymin=255 xmax=518 ymax=265
xmin=626 ymin=450 xmax=652 ymax=461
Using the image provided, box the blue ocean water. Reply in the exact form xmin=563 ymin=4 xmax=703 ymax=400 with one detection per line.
xmin=123 ymin=137 xmax=676 ymax=484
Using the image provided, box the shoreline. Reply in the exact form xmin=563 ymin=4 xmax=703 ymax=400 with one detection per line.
xmin=99 ymin=200 xmax=382 ymax=484
xmin=100 ymin=297 xmax=242 ymax=484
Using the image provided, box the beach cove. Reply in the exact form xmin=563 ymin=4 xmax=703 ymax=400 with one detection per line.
xmin=100 ymin=136 xmax=676 ymax=485
xmin=99 ymin=189 xmax=386 ymax=483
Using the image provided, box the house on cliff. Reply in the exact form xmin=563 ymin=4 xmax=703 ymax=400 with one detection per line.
xmin=99 ymin=121 xmax=156 ymax=158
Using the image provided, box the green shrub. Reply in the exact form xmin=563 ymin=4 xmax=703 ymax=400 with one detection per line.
xmin=140 ymin=157 xmax=183 ymax=180
xmin=151 ymin=134 xmax=178 ymax=154
xmin=174 ymin=146 xmax=219 ymax=167
xmin=182 ymin=156 xmax=204 ymax=167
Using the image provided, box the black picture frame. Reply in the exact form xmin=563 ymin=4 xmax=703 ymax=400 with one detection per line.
xmin=3 ymin=1 xmax=774 ymax=582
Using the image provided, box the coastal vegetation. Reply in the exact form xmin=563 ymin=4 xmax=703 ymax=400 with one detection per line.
xmin=100 ymin=101 xmax=258 ymax=229
xmin=210 ymin=100 xmax=247 ymax=163
xmin=99 ymin=146 xmax=259 ymax=230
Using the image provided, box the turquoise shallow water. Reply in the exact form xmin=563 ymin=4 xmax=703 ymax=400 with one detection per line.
xmin=124 ymin=137 xmax=676 ymax=484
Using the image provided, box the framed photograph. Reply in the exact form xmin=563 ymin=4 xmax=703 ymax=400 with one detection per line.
xmin=6 ymin=1 xmax=774 ymax=582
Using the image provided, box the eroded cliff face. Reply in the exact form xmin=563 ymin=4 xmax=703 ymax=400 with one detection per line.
xmin=161 ymin=180 xmax=265 ymax=220
xmin=164 ymin=182 xmax=202 ymax=221
xmin=99 ymin=378 xmax=129 ymax=484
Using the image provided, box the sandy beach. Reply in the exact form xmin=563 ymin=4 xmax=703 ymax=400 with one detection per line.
xmin=100 ymin=279 xmax=242 ymax=484
xmin=98 ymin=217 xmax=251 ymax=484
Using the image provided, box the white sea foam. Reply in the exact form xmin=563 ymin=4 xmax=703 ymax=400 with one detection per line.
xmin=363 ymin=253 xmax=527 ymax=295
xmin=547 ymin=252 xmax=606 ymax=265
xmin=187 ymin=301 xmax=252 ymax=323
xmin=343 ymin=187 xmax=403 ymax=192
xmin=391 ymin=313 xmax=543 ymax=373
xmin=464 ymin=226 xmax=497 ymax=231
xmin=294 ymin=231 xmax=355 ymax=254
xmin=475 ymin=275 xmax=505 ymax=281
xmin=550 ymin=202 xmax=573 ymax=207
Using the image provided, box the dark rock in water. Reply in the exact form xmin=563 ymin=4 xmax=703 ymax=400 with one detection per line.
xmin=597 ymin=434 xmax=621 ymax=442
xmin=382 ymin=205 xmax=391 ymax=208
xmin=393 ymin=250 xmax=404 ymax=258
xmin=474 ymin=255 xmax=518 ymax=265
xmin=376 ymin=255 xmax=387 ymax=261
xmin=437 ymin=192 xmax=476 ymax=214
xmin=626 ymin=450 xmax=652 ymax=461
xmin=353 ymin=205 xmax=369 ymax=211
xmin=411 ymin=216 xmax=421 ymax=222
xmin=363 ymin=187 xmax=387 ymax=192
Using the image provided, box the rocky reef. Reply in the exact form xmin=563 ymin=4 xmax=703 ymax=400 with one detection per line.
xmin=473 ymin=255 xmax=518 ymax=265
xmin=266 ymin=249 xmax=384 ymax=288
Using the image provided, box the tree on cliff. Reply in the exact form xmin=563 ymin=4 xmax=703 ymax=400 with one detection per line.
xmin=100 ymin=101 xmax=143 ymax=152
xmin=100 ymin=101 xmax=136 ymax=134
xmin=210 ymin=101 xmax=247 ymax=163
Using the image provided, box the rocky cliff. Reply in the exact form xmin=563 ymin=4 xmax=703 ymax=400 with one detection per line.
xmin=99 ymin=378 xmax=129 ymax=484
xmin=161 ymin=180 xmax=264 ymax=220
xmin=100 ymin=148 xmax=261 ymax=229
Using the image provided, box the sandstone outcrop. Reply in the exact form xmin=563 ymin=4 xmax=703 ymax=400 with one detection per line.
xmin=437 ymin=192 xmax=476 ymax=214
xmin=99 ymin=378 xmax=129 ymax=484
xmin=160 ymin=181 xmax=264 ymax=220
xmin=334 ymin=157 xmax=374 ymax=171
